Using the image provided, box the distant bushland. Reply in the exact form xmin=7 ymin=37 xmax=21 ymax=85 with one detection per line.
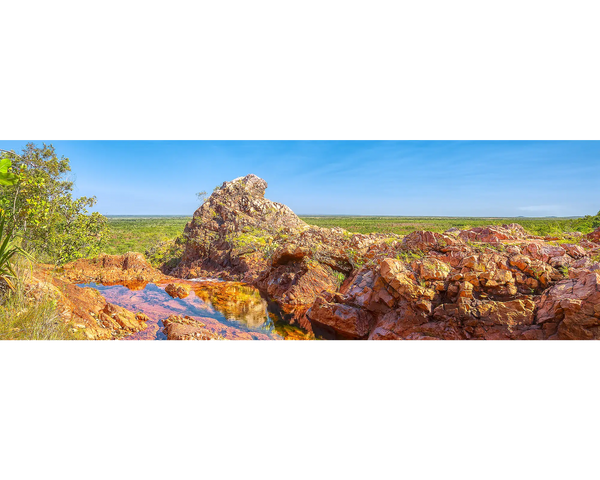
xmin=103 ymin=213 xmax=600 ymax=261
xmin=104 ymin=217 xmax=191 ymax=256
xmin=299 ymin=215 xmax=597 ymax=237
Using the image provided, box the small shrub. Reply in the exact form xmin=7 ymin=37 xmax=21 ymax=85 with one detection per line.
xmin=145 ymin=237 xmax=185 ymax=269
xmin=395 ymin=250 xmax=425 ymax=263
xmin=346 ymin=248 xmax=365 ymax=270
xmin=557 ymin=265 xmax=569 ymax=277
xmin=333 ymin=271 xmax=346 ymax=288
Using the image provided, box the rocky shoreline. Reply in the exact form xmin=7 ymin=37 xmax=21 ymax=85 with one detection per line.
xmin=25 ymin=174 xmax=600 ymax=340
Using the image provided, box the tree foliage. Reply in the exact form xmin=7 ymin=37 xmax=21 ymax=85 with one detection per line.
xmin=573 ymin=211 xmax=600 ymax=233
xmin=196 ymin=190 xmax=208 ymax=205
xmin=0 ymin=158 xmax=18 ymax=186
xmin=0 ymin=143 xmax=108 ymax=264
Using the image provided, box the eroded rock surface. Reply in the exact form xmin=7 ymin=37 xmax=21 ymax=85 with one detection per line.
xmin=536 ymin=272 xmax=600 ymax=339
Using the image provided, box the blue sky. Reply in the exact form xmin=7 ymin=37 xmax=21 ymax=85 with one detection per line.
xmin=0 ymin=141 xmax=598 ymax=217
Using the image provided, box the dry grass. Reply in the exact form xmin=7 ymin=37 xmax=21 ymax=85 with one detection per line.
xmin=0 ymin=264 xmax=83 ymax=340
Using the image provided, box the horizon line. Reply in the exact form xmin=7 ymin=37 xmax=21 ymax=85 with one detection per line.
xmin=102 ymin=214 xmax=586 ymax=219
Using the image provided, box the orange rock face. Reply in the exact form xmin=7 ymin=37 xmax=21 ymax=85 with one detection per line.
xmin=162 ymin=315 xmax=225 ymax=340
xmin=308 ymin=293 xmax=374 ymax=339
xmin=536 ymin=272 xmax=600 ymax=339
xmin=257 ymin=262 xmax=338 ymax=306
xmin=164 ymin=283 xmax=191 ymax=299
xmin=60 ymin=252 xmax=168 ymax=286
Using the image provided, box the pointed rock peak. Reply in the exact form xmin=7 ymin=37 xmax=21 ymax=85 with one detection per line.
xmin=188 ymin=174 xmax=308 ymax=238
xmin=216 ymin=174 xmax=268 ymax=198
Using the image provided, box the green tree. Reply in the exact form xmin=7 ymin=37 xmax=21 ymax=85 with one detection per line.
xmin=0 ymin=143 xmax=108 ymax=264
xmin=592 ymin=211 xmax=600 ymax=230
xmin=196 ymin=190 xmax=208 ymax=205
xmin=574 ymin=211 xmax=600 ymax=233
xmin=0 ymin=157 xmax=18 ymax=186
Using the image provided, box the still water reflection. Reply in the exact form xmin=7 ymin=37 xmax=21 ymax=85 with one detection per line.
xmin=80 ymin=281 xmax=311 ymax=340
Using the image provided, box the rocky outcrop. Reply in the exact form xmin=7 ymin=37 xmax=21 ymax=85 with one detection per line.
xmin=536 ymin=272 xmax=600 ymax=339
xmin=309 ymin=293 xmax=374 ymax=339
xmin=172 ymin=174 xmax=309 ymax=281
xmin=256 ymin=261 xmax=338 ymax=307
xmin=586 ymin=227 xmax=600 ymax=244
xmin=162 ymin=315 xmax=224 ymax=340
xmin=60 ymin=252 xmax=168 ymax=287
xmin=459 ymin=224 xmax=531 ymax=243
xmin=168 ymin=174 xmax=600 ymax=340
xmin=171 ymin=174 xmax=387 ymax=315
xmin=310 ymin=235 xmax=600 ymax=339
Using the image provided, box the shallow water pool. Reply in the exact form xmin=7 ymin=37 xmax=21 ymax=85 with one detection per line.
xmin=79 ymin=281 xmax=311 ymax=340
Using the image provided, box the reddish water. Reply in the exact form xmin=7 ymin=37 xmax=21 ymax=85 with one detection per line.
xmin=80 ymin=280 xmax=311 ymax=340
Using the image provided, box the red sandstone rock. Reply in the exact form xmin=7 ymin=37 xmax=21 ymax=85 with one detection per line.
xmin=586 ymin=227 xmax=600 ymax=244
xmin=307 ymin=295 xmax=374 ymax=339
xmin=402 ymin=230 xmax=461 ymax=252
xmin=97 ymin=303 xmax=149 ymax=334
xmin=378 ymin=258 xmax=435 ymax=304
xmin=411 ymin=258 xmax=451 ymax=282
xmin=459 ymin=224 xmax=530 ymax=243
xmin=257 ymin=262 xmax=338 ymax=306
xmin=271 ymin=244 xmax=311 ymax=266
xmin=432 ymin=298 xmax=538 ymax=340
xmin=536 ymin=272 xmax=600 ymax=339
xmin=342 ymin=268 xmax=375 ymax=307
xmin=521 ymin=243 xmax=567 ymax=263
xmin=164 ymin=282 xmax=191 ymax=299
xmin=162 ymin=315 xmax=225 ymax=340
xmin=60 ymin=252 xmax=168 ymax=285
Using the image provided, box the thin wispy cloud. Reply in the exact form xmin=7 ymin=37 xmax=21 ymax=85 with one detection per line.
xmin=518 ymin=205 xmax=562 ymax=213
